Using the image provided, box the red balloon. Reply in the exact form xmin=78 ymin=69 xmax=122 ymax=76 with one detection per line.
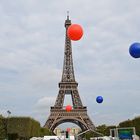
xmin=65 ymin=105 xmax=72 ymax=112
xmin=67 ymin=128 xmax=70 ymax=132
xmin=67 ymin=24 xmax=83 ymax=41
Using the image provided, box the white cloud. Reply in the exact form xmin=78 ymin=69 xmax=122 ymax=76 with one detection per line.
xmin=36 ymin=96 xmax=55 ymax=107
xmin=32 ymin=96 xmax=55 ymax=125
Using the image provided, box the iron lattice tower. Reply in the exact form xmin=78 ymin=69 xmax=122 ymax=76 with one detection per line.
xmin=44 ymin=16 xmax=95 ymax=132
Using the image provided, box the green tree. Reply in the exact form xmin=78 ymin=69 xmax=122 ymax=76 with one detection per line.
xmin=96 ymin=124 xmax=107 ymax=135
xmin=84 ymin=131 xmax=94 ymax=140
xmin=0 ymin=116 xmax=6 ymax=140
xmin=132 ymin=116 xmax=140 ymax=136
xmin=119 ymin=119 xmax=133 ymax=127
xmin=40 ymin=127 xmax=52 ymax=137
xmin=7 ymin=117 xmax=41 ymax=139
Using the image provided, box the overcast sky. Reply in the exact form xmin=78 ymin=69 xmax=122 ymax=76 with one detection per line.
xmin=0 ymin=0 xmax=140 ymax=127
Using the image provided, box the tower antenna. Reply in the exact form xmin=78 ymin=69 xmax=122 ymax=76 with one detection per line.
xmin=67 ymin=11 xmax=69 ymax=19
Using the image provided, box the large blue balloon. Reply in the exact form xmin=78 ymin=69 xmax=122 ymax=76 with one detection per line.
xmin=96 ymin=96 xmax=103 ymax=103
xmin=129 ymin=43 xmax=140 ymax=58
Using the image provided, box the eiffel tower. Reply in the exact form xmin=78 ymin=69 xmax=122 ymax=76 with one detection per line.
xmin=44 ymin=15 xmax=95 ymax=132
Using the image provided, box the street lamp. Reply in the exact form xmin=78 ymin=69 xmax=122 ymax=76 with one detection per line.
xmin=5 ymin=110 xmax=11 ymax=140
xmin=7 ymin=110 xmax=11 ymax=117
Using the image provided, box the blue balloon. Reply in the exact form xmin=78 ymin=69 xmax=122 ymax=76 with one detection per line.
xmin=96 ymin=96 xmax=103 ymax=103
xmin=129 ymin=42 xmax=140 ymax=58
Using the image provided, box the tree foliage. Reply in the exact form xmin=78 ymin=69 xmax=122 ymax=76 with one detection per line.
xmin=119 ymin=119 xmax=133 ymax=127
xmin=7 ymin=117 xmax=40 ymax=139
xmin=0 ymin=116 xmax=52 ymax=140
xmin=40 ymin=127 xmax=52 ymax=137
xmin=94 ymin=125 xmax=116 ymax=136
xmin=0 ymin=115 xmax=6 ymax=140
xmin=132 ymin=116 xmax=140 ymax=136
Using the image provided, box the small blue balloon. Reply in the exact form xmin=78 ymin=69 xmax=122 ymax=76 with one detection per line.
xmin=96 ymin=96 xmax=103 ymax=103
xmin=129 ymin=42 xmax=140 ymax=58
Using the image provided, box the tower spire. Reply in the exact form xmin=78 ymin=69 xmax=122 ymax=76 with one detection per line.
xmin=67 ymin=11 xmax=69 ymax=20
xmin=61 ymin=14 xmax=76 ymax=83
